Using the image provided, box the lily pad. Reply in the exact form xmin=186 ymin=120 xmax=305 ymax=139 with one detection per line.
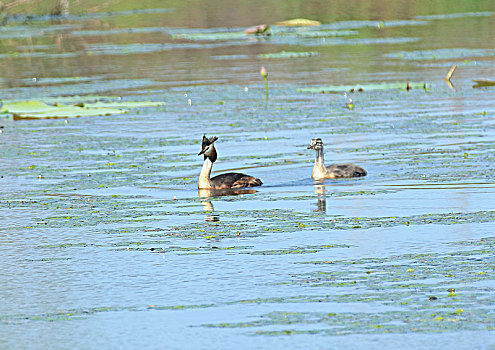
xmin=0 ymin=99 xmax=165 ymax=119
xmin=297 ymin=82 xmax=429 ymax=93
xmin=385 ymin=48 xmax=495 ymax=60
xmin=323 ymin=19 xmax=428 ymax=30
xmin=292 ymin=30 xmax=358 ymax=38
xmin=39 ymin=95 xmax=121 ymax=104
xmin=1 ymin=101 xmax=126 ymax=119
xmin=84 ymin=101 xmax=166 ymax=108
xmin=170 ymin=31 xmax=247 ymax=41
xmin=275 ymin=18 xmax=321 ymax=26
xmin=259 ymin=51 xmax=319 ymax=59
xmin=414 ymin=11 xmax=492 ymax=20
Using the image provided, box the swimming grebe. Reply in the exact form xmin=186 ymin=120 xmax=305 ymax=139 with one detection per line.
xmin=198 ymin=135 xmax=262 ymax=189
xmin=307 ymin=138 xmax=367 ymax=179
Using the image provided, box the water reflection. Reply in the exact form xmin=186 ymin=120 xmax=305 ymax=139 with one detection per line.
xmin=314 ymin=184 xmax=327 ymax=213
xmin=198 ymin=188 xmax=257 ymax=198
xmin=198 ymin=188 xmax=258 ymax=222
xmin=445 ymin=79 xmax=456 ymax=91
xmin=201 ymin=200 xmax=220 ymax=222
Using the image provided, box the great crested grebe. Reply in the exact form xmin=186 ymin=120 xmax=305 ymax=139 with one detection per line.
xmin=307 ymin=138 xmax=367 ymax=179
xmin=198 ymin=135 xmax=262 ymax=189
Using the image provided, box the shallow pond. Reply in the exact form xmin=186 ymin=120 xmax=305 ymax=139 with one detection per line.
xmin=1 ymin=0 xmax=495 ymax=349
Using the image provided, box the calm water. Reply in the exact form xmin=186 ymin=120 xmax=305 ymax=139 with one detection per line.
xmin=1 ymin=1 xmax=495 ymax=349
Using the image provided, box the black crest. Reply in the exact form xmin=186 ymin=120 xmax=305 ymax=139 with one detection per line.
xmin=199 ymin=135 xmax=218 ymax=162
xmin=202 ymin=135 xmax=218 ymax=148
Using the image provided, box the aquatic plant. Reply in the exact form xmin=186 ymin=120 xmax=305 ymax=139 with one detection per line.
xmin=0 ymin=99 xmax=165 ymax=119
xmin=260 ymin=66 xmax=269 ymax=101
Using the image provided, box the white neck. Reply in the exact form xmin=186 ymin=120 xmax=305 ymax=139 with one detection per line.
xmin=198 ymin=157 xmax=213 ymax=189
xmin=312 ymin=149 xmax=327 ymax=179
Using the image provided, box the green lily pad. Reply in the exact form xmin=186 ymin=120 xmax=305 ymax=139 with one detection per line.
xmin=385 ymin=48 xmax=495 ymax=60
xmin=414 ymin=11 xmax=492 ymax=20
xmin=39 ymin=95 xmax=121 ymax=104
xmin=1 ymin=101 xmax=127 ymax=119
xmin=297 ymin=82 xmax=429 ymax=93
xmin=325 ymin=19 xmax=428 ymax=30
xmin=259 ymin=51 xmax=319 ymax=59
xmin=0 ymin=98 xmax=165 ymax=120
xmin=170 ymin=31 xmax=247 ymax=41
xmin=292 ymin=30 xmax=358 ymax=38
xmin=83 ymin=101 xmax=166 ymax=108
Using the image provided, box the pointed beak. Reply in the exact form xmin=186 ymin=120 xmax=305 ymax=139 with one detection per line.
xmin=198 ymin=148 xmax=206 ymax=156
xmin=307 ymin=145 xmax=313 ymax=149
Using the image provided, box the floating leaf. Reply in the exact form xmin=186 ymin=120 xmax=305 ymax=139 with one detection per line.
xmin=1 ymin=101 xmax=127 ymax=119
xmin=386 ymin=48 xmax=495 ymax=60
xmin=414 ymin=11 xmax=493 ymax=20
xmin=275 ymin=18 xmax=321 ymax=26
xmin=325 ymin=19 xmax=428 ymax=30
xmin=259 ymin=51 xmax=319 ymax=59
xmin=1 ymin=98 xmax=165 ymax=119
xmin=170 ymin=31 xmax=247 ymax=41
xmin=297 ymin=82 xmax=429 ymax=93
xmin=0 ymin=99 xmax=164 ymax=120
xmin=292 ymin=30 xmax=358 ymax=38
xmin=1 ymin=101 xmax=60 ymax=114
xmin=39 ymin=95 xmax=121 ymax=104
xmin=84 ymin=101 xmax=166 ymax=108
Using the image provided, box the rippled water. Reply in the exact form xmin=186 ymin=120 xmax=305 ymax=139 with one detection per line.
xmin=1 ymin=1 xmax=495 ymax=349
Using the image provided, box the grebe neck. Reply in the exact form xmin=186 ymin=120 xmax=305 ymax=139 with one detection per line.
xmin=315 ymin=149 xmax=324 ymax=165
xmin=312 ymin=148 xmax=327 ymax=179
xmin=198 ymin=157 xmax=214 ymax=189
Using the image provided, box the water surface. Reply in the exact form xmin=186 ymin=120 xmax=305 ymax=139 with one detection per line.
xmin=1 ymin=1 xmax=495 ymax=349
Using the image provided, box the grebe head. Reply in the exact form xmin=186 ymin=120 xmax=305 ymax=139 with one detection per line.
xmin=307 ymin=138 xmax=323 ymax=151
xmin=198 ymin=135 xmax=218 ymax=159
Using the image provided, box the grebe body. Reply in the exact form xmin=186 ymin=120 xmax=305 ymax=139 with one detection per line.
xmin=198 ymin=135 xmax=262 ymax=189
xmin=307 ymin=138 xmax=366 ymax=179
